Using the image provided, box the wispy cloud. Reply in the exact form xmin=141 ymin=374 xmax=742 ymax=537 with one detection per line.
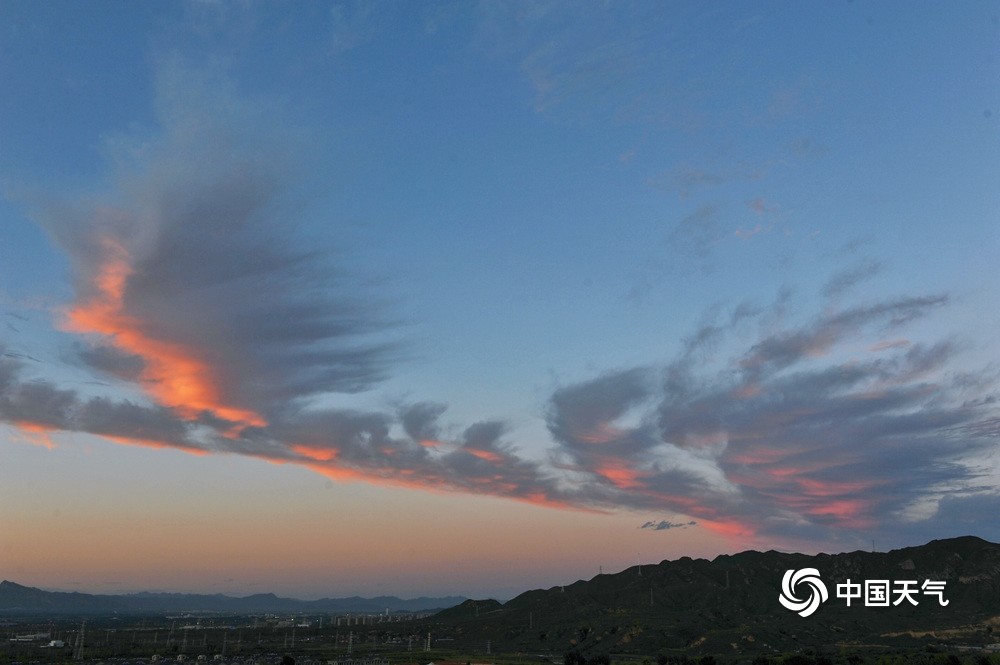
xmin=30 ymin=62 xmax=397 ymax=430
xmin=668 ymin=205 xmax=721 ymax=259
xmin=329 ymin=0 xmax=390 ymax=54
xmin=822 ymin=257 xmax=883 ymax=298
xmin=4 ymin=63 xmax=999 ymax=552
xmin=647 ymin=162 xmax=771 ymax=200
xmin=471 ymin=1 xmax=649 ymax=117
xmin=640 ymin=520 xmax=697 ymax=531
xmin=5 ymin=279 xmax=997 ymax=545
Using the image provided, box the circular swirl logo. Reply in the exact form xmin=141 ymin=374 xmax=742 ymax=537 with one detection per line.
xmin=779 ymin=568 xmax=829 ymax=617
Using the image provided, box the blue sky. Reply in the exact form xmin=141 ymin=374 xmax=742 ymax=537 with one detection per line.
xmin=1 ymin=1 xmax=998 ymax=599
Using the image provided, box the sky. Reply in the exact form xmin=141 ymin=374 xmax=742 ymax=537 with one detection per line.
xmin=1 ymin=1 xmax=999 ymax=601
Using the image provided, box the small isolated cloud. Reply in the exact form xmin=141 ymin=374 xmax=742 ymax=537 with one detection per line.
xmin=471 ymin=2 xmax=648 ymax=117
xmin=734 ymin=222 xmax=773 ymax=240
xmin=649 ymin=161 xmax=772 ymax=200
xmin=640 ymin=520 xmax=697 ymax=531
xmin=329 ymin=0 xmax=390 ymax=53
xmin=747 ymin=197 xmax=778 ymax=215
xmin=784 ymin=137 xmax=825 ymax=159
xmin=650 ymin=169 xmax=724 ymax=199
xmin=669 ymin=205 xmax=721 ymax=259
xmin=734 ymin=199 xmax=781 ymax=239
xmin=822 ymin=257 xmax=882 ymax=298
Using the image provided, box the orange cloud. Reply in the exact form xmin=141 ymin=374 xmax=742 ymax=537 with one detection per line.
xmin=806 ymin=499 xmax=873 ymax=528
xmin=796 ymin=477 xmax=875 ymax=497
xmin=62 ymin=235 xmax=265 ymax=430
xmin=466 ymin=448 xmax=503 ymax=463
xmin=596 ymin=461 xmax=645 ymax=490
xmin=574 ymin=423 xmax=622 ymax=444
xmin=291 ymin=444 xmax=339 ymax=462
xmin=699 ymin=518 xmax=755 ymax=539
xmin=101 ymin=433 xmax=208 ymax=457
xmin=12 ymin=421 xmax=57 ymax=449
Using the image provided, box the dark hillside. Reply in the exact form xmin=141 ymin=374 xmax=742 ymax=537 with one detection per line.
xmin=420 ymin=536 xmax=1000 ymax=658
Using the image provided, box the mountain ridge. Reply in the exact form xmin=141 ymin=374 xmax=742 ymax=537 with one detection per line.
xmin=0 ymin=580 xmax=465 ymax=615
xmin=421 ymin=535 xmax=1000 ymax=656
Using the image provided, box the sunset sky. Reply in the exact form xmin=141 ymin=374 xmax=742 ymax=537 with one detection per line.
xmin=1 ymin=2 xmax=999 ymax=601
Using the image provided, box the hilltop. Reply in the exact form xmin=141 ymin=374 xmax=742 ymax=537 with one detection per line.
xmin=419 ymin=535 xmax=1000 ymax=657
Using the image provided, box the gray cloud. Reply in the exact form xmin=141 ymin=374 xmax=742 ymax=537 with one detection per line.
xmin=30 ymin=62 xmax=399 ymax=422
xmin=822 ymin=257 xmax=883 ymax=298
xmin=650 ymin=169 xmax=724 ymax=199
xmin=5 ymin=63 xmax=997 ymax=551
xmin=76 ymin=344 xmax=146 ymax=382
xmin=640 ymin=520 xmax=697 ymax=531
xmin=536 ymin=290 xmax=998 ymax=545
xmin=738 ymin=295 xmax=949 ymax=381
xmin=1 ymin=349 xmax=201 ymax=452
xmin=547 ymin=367 xmax=653 ymax=451
xmin=668 ymin=205 xmax=721 ymax=259
xmin=400 ymin=401 xmax=448 ymax=443
xmin=4 ymin=282 xmax=998 ymax=547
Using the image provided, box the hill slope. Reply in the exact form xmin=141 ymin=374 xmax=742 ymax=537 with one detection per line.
xmin=421 ymin=536 xmax=1000 ymax=657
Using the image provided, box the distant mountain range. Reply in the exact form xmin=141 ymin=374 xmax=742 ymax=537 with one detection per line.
xmin=421 ymin=535 xmax=1000 ymax=657
xmin=0 ymin=581 xmax=464 ymax=615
